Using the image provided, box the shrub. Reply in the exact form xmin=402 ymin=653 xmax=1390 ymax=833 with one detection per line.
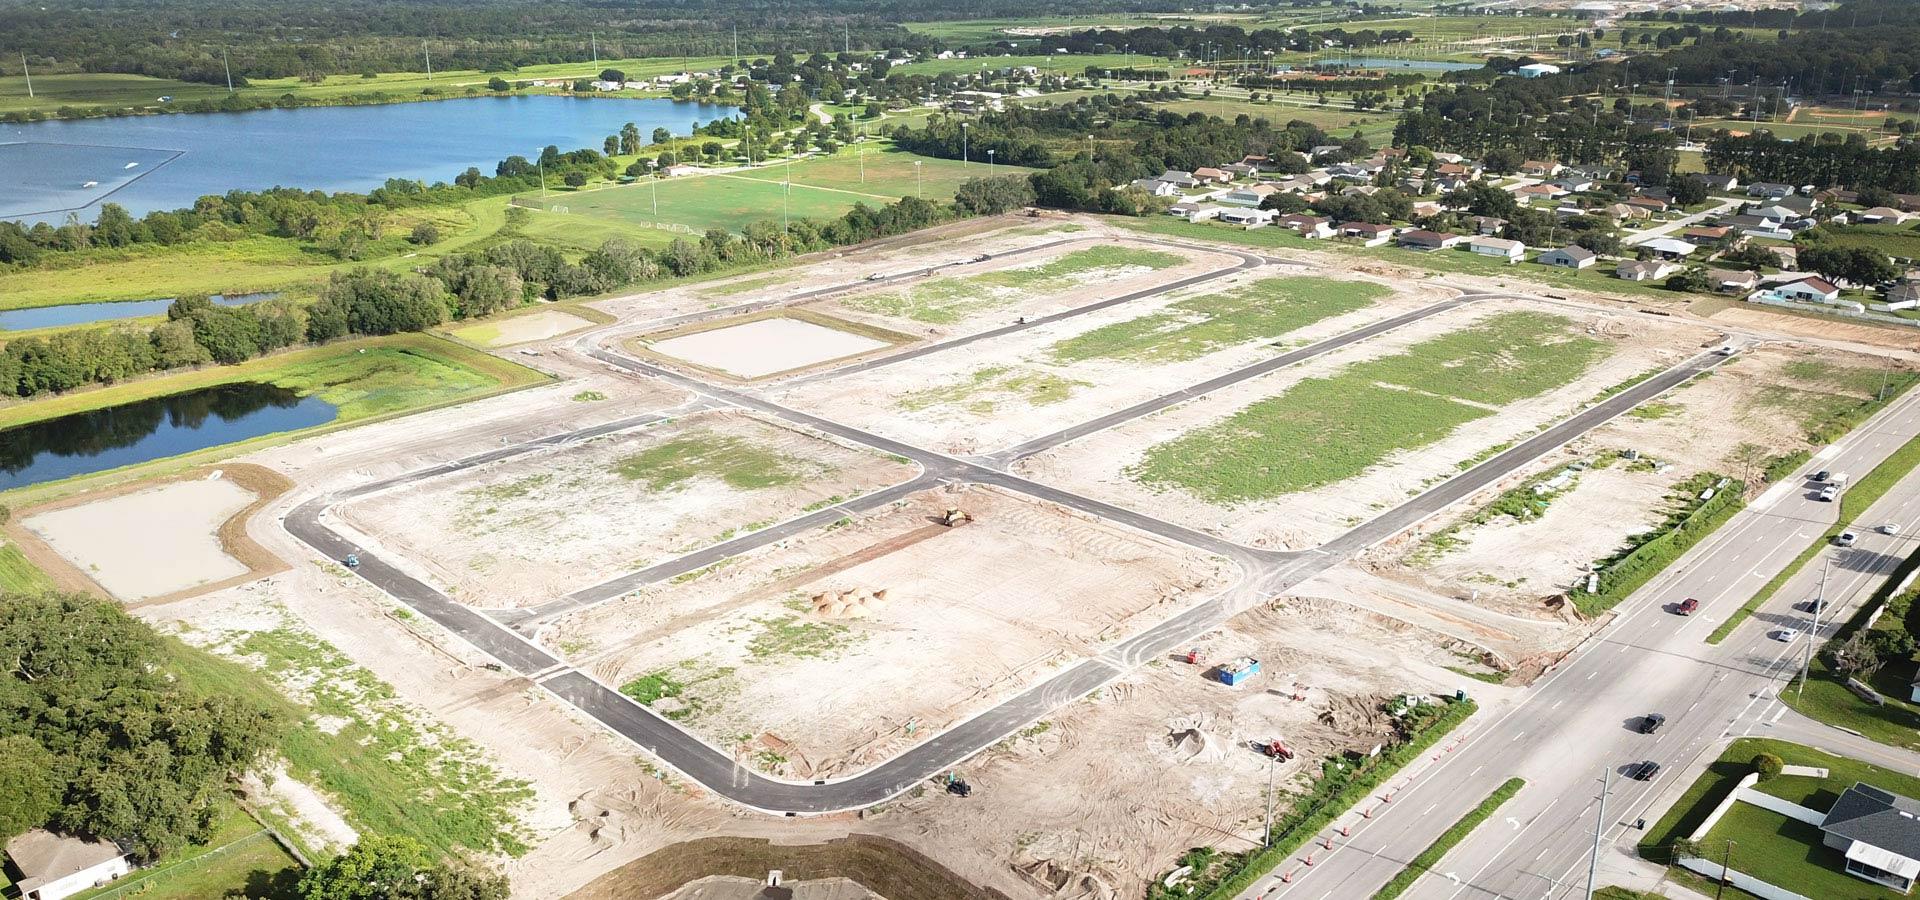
xmin=1752 ymin=752 xmax=1783 ymax=781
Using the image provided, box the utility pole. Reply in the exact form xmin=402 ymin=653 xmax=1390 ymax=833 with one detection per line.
xmin=961 ymin=121 xmax=969 ymax=166
xmin=1715 ymin=840 xmax=1735 ymax=900
xmin=222 ymin=50 xmax=233 ymax=93
xmin=1800 ymin=556 xmax=1832 ymax=699
xmin=1585 ymin=768 xmax=1611 ymax=900
xmin=592 ymin=33 xmax=598 ymax=65
xmin=21 ymin=53 xmax=32 ymax=98
xmin=913 ymin=161 xmax=922 ymax=199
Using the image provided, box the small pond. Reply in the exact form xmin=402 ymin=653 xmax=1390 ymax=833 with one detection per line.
xmin=0 ymin=292 xmax=279 ymax=333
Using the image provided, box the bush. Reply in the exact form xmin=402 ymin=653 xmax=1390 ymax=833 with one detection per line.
xmin=1752 ymin=752 xmax=1784 ymax=781
xmin=409 ymin=222 xmax=441 ymax=245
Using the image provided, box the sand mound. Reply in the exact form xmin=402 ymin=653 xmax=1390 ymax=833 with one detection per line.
xmin=810 ymin=587 xmax=892 ymax=619
xmin=1163 ymin=716 xmax=1226 ymax=765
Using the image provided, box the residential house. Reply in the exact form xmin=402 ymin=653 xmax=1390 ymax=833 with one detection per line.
xmin=1746 ymin=182 xmax=1796 ymax=200
xmin=1326 ymin=164 xmax=1373 ymax=182
xmin=1516 ymin=183 xmax=1568 ymax=202
xmin=1769 ymin=275 xmax=1843 ymax=303
xmin=1238 ymin=154 xmax=1273 ymax=171
xmin=1642 ymin=238 xmax=1698 ymax=260
xmin=1411 ymin=200 xmax=1444 ymax=218
xmin=1435 ymin=173 xmax=1476 ymax=193
xmin=1690 ymin=173 xmax=1739 ymax=192
xmin=1467 ymin=235 xmax=1526 ymax=263
xmin=1820 ymin=783 xmax=1920 ymax=893
xmin=1193 ymin=167 xmax=1232 ymax=185
xmin=1129 ymin=178 xmax=1180 ymax=198
xmin=1568 ymin=164 xmax=1618 ymax=183
xmin=1769 ymin=244 xmax=1799 ymax=271
xmin=660 ymin=164 xmax=702 ymax=177
xmin=1600 ymin=202 xmax=1649 ymax=222
xmin=1719 ymin=214 xmax=1791 ymax=239
xmin=1551 ymin=176 xmax=1597 ymax=194
xmin=1774 ymin=195 xmax=1820 ymax=217
xmin=1398 ymin=229 xmax=1464 ymax=251
xmin=1221 ymin=183 xmax=1279 ymax=207
xmin=1275 ymin=176 xmax=1320 ymax=194
xmin=1896 ymin=194 xmax=1920 ymax=214
xmin=1519 ymin=160 xmax=1564 ymax=178
xmin=1399 ymin=176 xmax=1431 ymax=195
xmin=1857 ymin=207 xmax=1909 ymax=226
xmin=1749 ymin=205 xmax=1802 ymax=226
xmin=6 ymin=830 xmax=132 ymax=900
xmin=1433 ymin=162 xmax=1479 ymax=179
xmin=1469 ymin=215 xmax=1509 ymax=235
xmin=1218 ymin=208 xmax=1275 ymax=228
xmin=1625 ymin=196 xmax=1670 ymax=215
xmin=1338 ymin=222 xmax=1396 ymax=246
xmin=1538 ymin=245 xmax=1597 ymax=269
xmin=1682 ymin=225 xmax=1733 ymax=245
xmin=1308 ymin=145 xmax=1345 ymax=161
xmin=1222 ymin=162 xmax=1260 ymax=179
xmin=1430 ymin=152 xmax=1467 ymax=165
xmin=1617 ymin=259 xmax=1677 ymax=282
xmin=1815 ymin=188 xmax=1860 ymax=205
xmin=1166 ymin=201 xmax=1223 ymax=223
xmin=1706 ymin=268 xmax=1762 ymax=294
xmin=1158 ymin=170 xmax=1200 ymax=189
xmin=1276 ymin=214 xmax=1335 ymax=239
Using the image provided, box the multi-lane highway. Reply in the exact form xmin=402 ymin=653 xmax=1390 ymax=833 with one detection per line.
xmin=1251 ymin=383 xmax=1920 ymax=900
xmin=284 ymin=239 xmax=1740 ymax=817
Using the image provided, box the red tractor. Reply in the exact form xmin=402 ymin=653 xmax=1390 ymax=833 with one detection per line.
xmin=1257 ymin=739 xmax=1295 ymax=761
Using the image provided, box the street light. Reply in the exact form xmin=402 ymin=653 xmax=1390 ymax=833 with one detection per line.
xmin=913 ymin=160 xmax=921 ymax=198
xmin=960 ymin=121 xmax=969 ymax=166
xmin=647 ymin=159 xmax=658 ymax=218
xmin=987 ymin=148 xmax=995 ymax=177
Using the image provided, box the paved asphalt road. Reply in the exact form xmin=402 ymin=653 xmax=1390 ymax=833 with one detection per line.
xmin=284 ymin=254 xmax=1737 ymax=815
xmin=1248 ymin=384 xmax=1920 ymax=900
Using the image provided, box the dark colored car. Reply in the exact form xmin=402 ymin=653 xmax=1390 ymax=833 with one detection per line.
xmin=1628 ymin=760 xmax=1662 ymax=781
xmin=1815 ymin=470 xmax=1832 ymax=483
xmin=1676 ymin=598 xmax=1699 ymax=615
xmin=1640 ymin=713 xmax=1666 ymax=734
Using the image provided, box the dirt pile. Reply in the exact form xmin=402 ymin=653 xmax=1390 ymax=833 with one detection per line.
xmin=810 ymin=587 xmax=893 ymax=619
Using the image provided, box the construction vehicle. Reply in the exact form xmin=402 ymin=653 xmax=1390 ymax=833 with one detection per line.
xmin=1216 ymin=657 xmax=1260 ymax=687
xmin=940 ymin=508 xmax=973 ymax=527
xmin=1183 ymin=648 xmax=1203 ymax=665
xmin=1255 ymin=738 xmax=1294 ymax=760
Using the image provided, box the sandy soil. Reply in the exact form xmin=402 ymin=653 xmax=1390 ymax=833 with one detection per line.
xmin=769 ymin=269 xmax=1448 ymax=456
xmin=1015 ymin=299 xmax=1717 ymax=551
xmin=548 ymin=483 xmax=1232 ymax=775
xmin=659 ymin=877 xmax=879 ymax=900
xmin=852 ymin=597 xmax=1490 ymax=900
xmin=241 ymin=762 xmax=360 ymax=855
xmin=25 ymin=475 xmax=256 ymax=601
xmin=336 ymin=410 xmax=915 ymax=609
xmin=649 ymin=317 xmax=893 ymax=378
xmin=468 ymin=308 xmax=600 ymax=347
xmin=1711 ymin=304 xmax=1920 ymax=352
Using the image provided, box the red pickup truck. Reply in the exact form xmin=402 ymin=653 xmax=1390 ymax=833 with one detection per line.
xmin=1676 ymin=597 xmax=1699 ymax=615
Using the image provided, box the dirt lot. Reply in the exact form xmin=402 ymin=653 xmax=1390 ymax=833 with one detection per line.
xmin=335 ymin=410 xmax=915 ymax=609
xmin=849 ymin=597 xmax=1485 ymax=900
xmin=769 ymin=269 xmax=1446 ymax=455
xmin=1016 ymin=299 xmax=1717 ymax=551
xmin=1365 ymin=343 xmax=1918 ymax=621
xmin=547 ymin=483 xmax=1233 ymax=776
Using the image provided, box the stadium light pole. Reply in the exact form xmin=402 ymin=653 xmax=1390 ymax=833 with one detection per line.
xmin=913 ymin=161 xmax=922 ymax=199
xmin=987 ymin=148 xmax=995 ymax=178
xmin=538 ymin=158 xmax=547 ymax=199
xmin=960 ymin=121 xmax=969 ymax=166
xmin=20 ymin=53 xmax=32 ymax=99
xmin=647 ymin=159 xmax=658 ymax=219
xmin=222 ymin=50 xmax=233 ymax=93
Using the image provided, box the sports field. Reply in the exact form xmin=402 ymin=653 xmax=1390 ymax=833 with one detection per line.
xmin=517 ymin=148 xmax=1030 ymax=251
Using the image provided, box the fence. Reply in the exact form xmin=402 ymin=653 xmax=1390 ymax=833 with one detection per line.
xmin=1746 ymin=295 xmax=1920 ymax=330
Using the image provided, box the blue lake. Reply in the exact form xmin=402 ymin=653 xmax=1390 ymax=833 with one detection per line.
xmin=0 ymin=292 xmax=279 ymax=333
xmin=1 ymin=95 xmax=737 ymax=221
xmin=0 ymin=382 xmax=337 ymax=490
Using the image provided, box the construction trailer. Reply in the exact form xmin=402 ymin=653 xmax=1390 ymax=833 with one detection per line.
xmin=1216 ymin=657 xmax=1261 ymax=687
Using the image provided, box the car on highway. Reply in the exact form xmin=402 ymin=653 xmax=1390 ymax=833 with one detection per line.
xmin=1627 ymin=760 xmax=1661 ymax=781
xmin=1676 ymin=597 xmax=1699 ymax=616
xmin=1769 ymin=627 xmax=1800 ymax=642
xmin=1714 ymin=345 xmax=1738 ymax=356
xmin=1639 ymin=713 xmax=1666 ymax=734
xmin=1885 ymin=523 xmax=1904 ymax=536
xmin=1836 ymin=530 xmax=1858 ymax=547
xmin=1802 ymin=597 xmax=1830 ymax=614
xmin=1815 ymin=470 xmax=1833 ymax=483
xmin=1819 ymin=485 xmax=1840 ymax=502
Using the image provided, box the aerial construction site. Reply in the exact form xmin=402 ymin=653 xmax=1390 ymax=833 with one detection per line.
xmin=27 ymin=214 xmax=1915 ymax=900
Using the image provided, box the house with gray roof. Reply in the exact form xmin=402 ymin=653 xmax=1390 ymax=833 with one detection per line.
xmin=1821 ymin=783 xmax=1920 ymax=893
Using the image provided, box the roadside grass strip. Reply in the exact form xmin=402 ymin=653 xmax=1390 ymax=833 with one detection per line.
xmin=1149 ymin=697 xmax=1477 ymax=900
xmin=1133 ymin=311 xmax=1603 ymax=502
xmin=1372 ymin=777 xmax=1526 ymax=900
xmin=1708 ymin=429 xmax=1920 ymax=643
xmin=1776 ymin=546 xmax=1920 ymax=750
xmin=1576 ymin=473 xmax=1746 ymax=617
xmin=1047 ymin=276 xmax=1385 ymax=363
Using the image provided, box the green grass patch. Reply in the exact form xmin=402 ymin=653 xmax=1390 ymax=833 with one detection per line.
xmin=897 ymin=365 xmax=1088 ymax=413
xmin=618 ymin=663 xmax=735 ymax=721
xmin=1373 ymin=777 xmax=1525 ymax=900
xmin=745 ymin=614 xmax=857 ymax=660
xmin=571 ymin=390 xmax=607 ymax=402
xmin=1134 ymin=311 xmax=1603 ymax=503
xmin=1048 ymin=276 xmax=1384 ymax=363
xmin=614 ymin=432 xmax=821 ymax=491
xmin=1815 ymin=224 xmax=1920 ymax=261
xmin=167 ymin=620 xmax=533 ymax=857
xmin=1705 ymin=803 xmax=1908 ymax=899
xmin=845 ymin=245 xmax=1181 ymax=324
xmin=0 ymin=542 xmax=53 ymax=593
xmin=1709 ymin=428 xmax=1920 ymax=643
xmin=1577 ymin=473 xmax=1745 ymax=617
xmin=699 ymin=274 xmax=786 ymax=297
xmin=70 ymin=800 xmax=299 ymax=900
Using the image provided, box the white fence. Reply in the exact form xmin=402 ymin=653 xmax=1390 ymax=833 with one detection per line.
xmin=1688 ymin=773 xmax=1759 ymax=841
xmin=1746 ymin=295 xmax=1920 ymax=330
xmin=1680 ymin=858 xmax=1814 ymax=900
xmin=1734 ymin=786 xmax=1826 ymax=826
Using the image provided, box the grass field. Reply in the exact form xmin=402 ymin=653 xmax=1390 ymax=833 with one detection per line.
xmin=0 ymin=56 xmax=734 ymax=117
xmin=902 ymin=14 xmax=1265 ymax=43
xmin=895 ymin=53 xmax=1166 ymax=77
xmin=71 ymin=800 xmax=300 ymax=900
xmin=1134 ymin=311 xmax=1601 ymax=502
xmin=169 ymin=622 xmax=532 ymax=858
xmin=0 ymin=542 xmax=54 ymax=592
xmin=614 ymin=432 xmax=820 ymax=490
xmin=1640 ymin=739 xmax=1919 ymax=900
xmin=845 ymin=244 xmax=1182 ymax=324
xmin=1814 ymin=224 xmax=1920 ymax=260
xmin=729 ymin=146 xmax=1034 ymax=199
xmin=1050 ymin=276 xmax=1385 ymax=363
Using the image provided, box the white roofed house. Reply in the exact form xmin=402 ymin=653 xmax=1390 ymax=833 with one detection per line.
xmin=1221 ymin=183 xmax=1279 ymax=207
xmin=1218 ymin=207 xmax=1275 ymax=228
xmin=1158 ymin=170 xmax=1200 ymax=189
xmin=1537 ymin=245 xmax=1596 ymax=269
xmin=1641 ymin=238 xmax=1698 ymax=261
xmin=1129 ymin=178 xmax=1180 ymax=198
xmin=1467 ymin=235 xmax=1526 ymax=263
xmin=1767 ymin=275 xmax=1843 ymax=303
xmin=6 ymin=831 xmax=132 ymax=900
